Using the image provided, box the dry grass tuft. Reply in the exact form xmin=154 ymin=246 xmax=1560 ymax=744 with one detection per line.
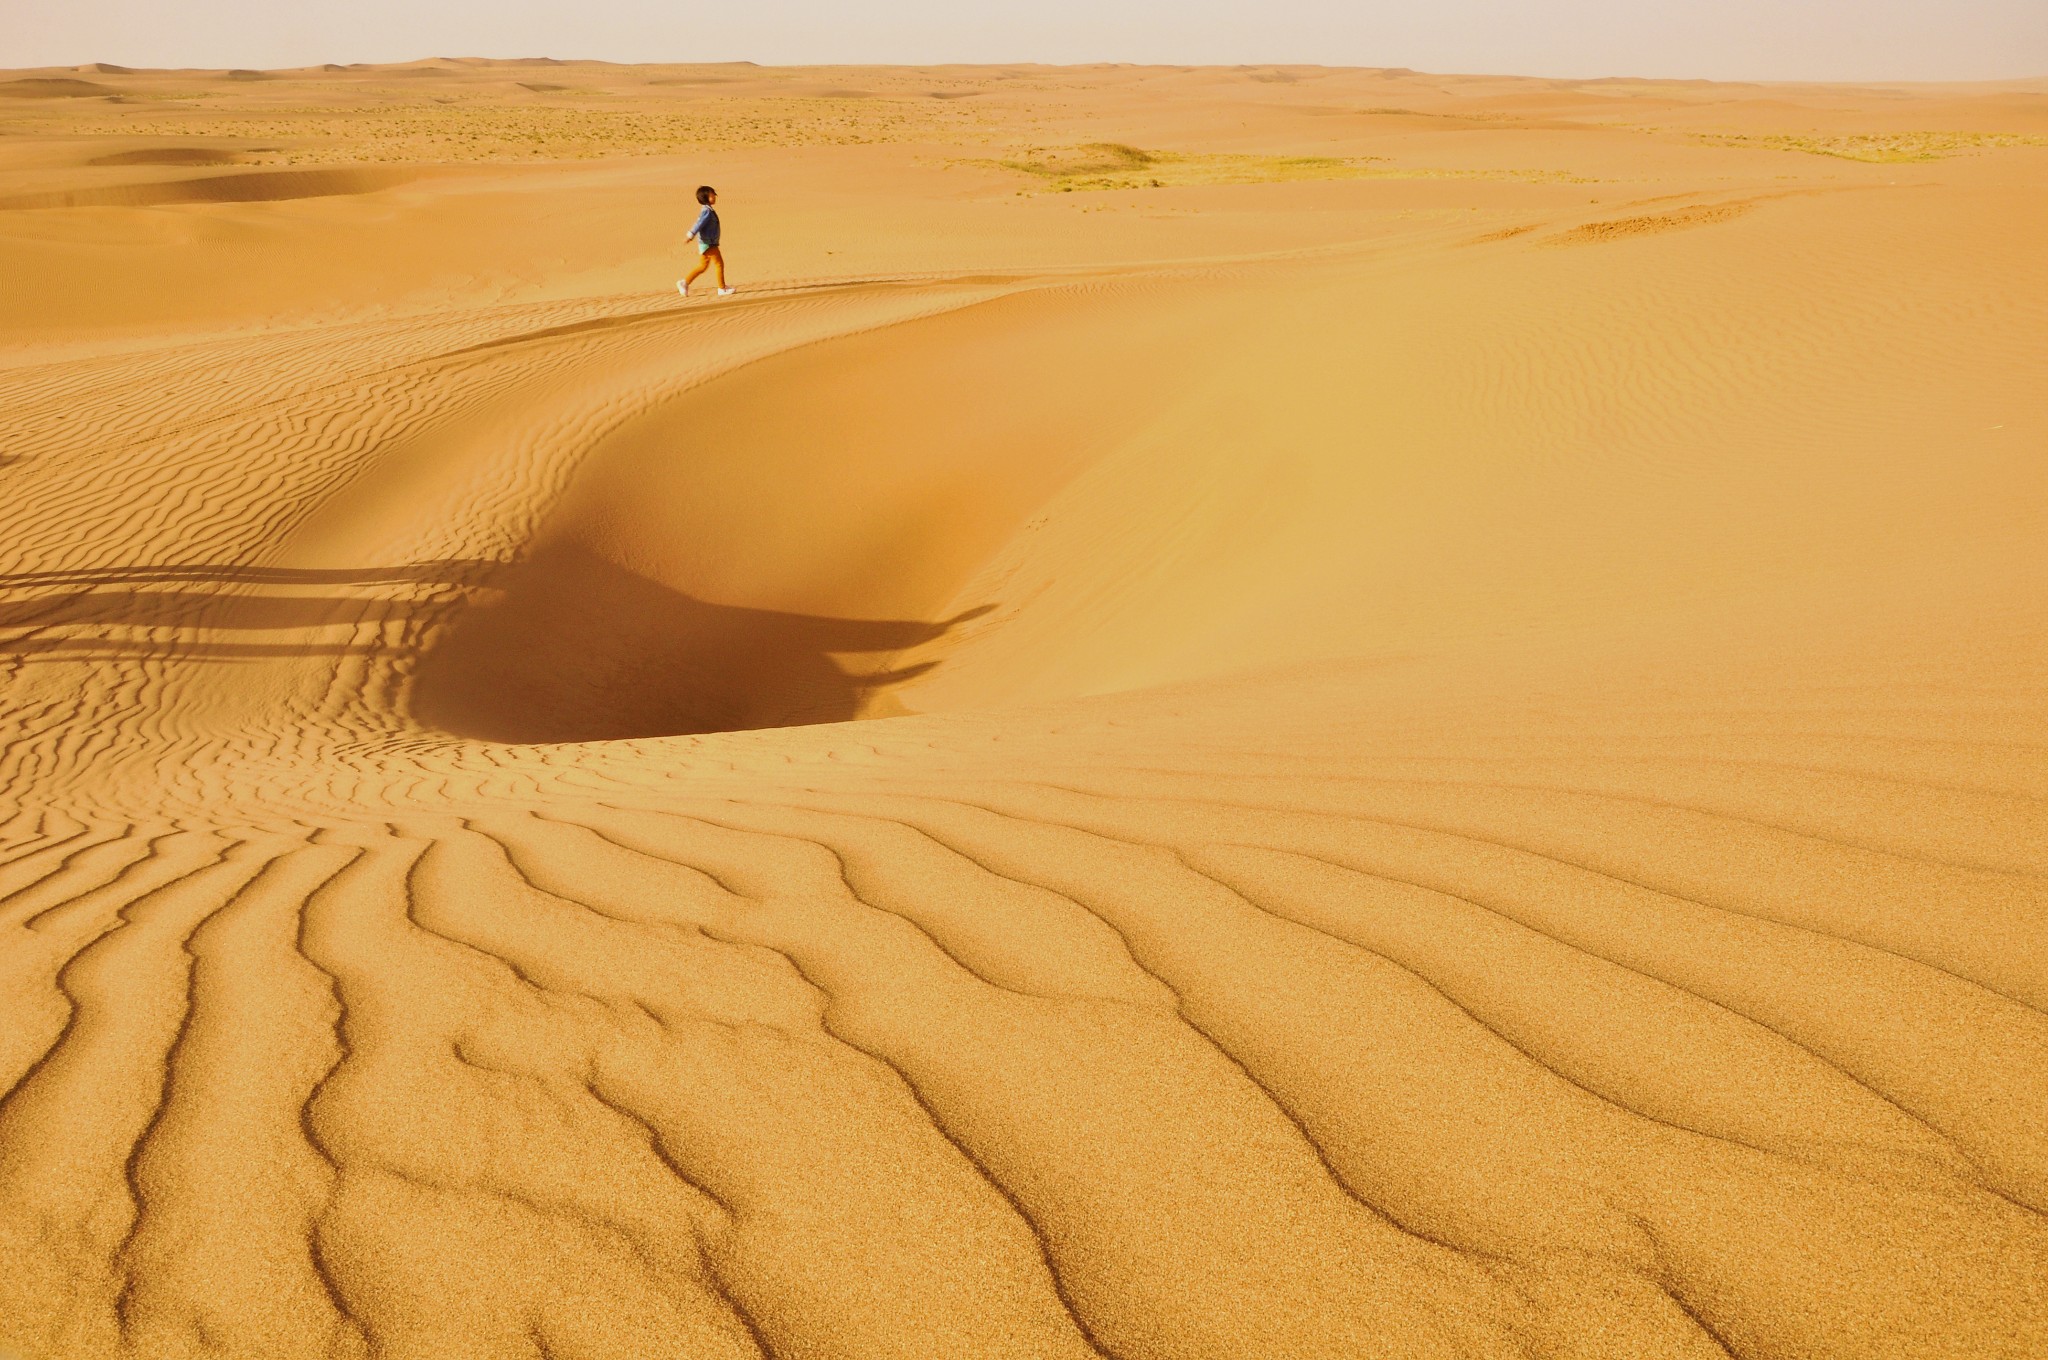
xmin=1702 ymin=130 xmax=2047 ymax=162
xmin=991 ymin=142 xmax=1389 ymax=191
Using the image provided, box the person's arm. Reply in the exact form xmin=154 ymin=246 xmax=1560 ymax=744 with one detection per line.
xmin=686 ymin=206 xmax=710 ymax=241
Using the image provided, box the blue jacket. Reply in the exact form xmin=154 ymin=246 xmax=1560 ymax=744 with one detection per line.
xmin=689 ymin=206 xmax=721 ymax=247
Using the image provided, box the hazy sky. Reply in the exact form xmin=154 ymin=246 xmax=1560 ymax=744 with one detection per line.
xmin=7 ymin=0 xmax=2045 ymax=82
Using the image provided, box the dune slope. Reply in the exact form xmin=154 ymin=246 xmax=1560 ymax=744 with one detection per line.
xmin=1 ymin=61 xmax=2046 ymax=1360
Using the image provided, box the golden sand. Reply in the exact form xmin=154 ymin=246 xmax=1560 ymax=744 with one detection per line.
xmin=1 ymin=58 xmax=2045 ymax=1359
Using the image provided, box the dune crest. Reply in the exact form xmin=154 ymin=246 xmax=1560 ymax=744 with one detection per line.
xmin=1 ymin=59 xmax=2045 ymax=1360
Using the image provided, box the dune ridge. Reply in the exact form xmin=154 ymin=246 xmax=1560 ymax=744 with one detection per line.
xmin=0 ymin=168 xmax=423 ymax=212
xmin=2 ymin=58 xmax=2046 ymax=1360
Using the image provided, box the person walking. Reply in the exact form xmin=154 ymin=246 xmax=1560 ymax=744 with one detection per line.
xmin=679 ymin=185 xmax=734 ymax=297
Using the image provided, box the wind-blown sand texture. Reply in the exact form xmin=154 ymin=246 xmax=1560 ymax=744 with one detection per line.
xmin=2 ymin=58 xmax=2046 ymax=1360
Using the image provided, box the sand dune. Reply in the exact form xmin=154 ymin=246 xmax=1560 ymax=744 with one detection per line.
xmin=0 ymin=168 xmax=425 ymax=212
xmin=1 ymin=59 xmax=2045 ymax=1359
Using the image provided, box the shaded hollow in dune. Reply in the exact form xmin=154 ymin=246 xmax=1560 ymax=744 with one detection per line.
xmin=403 ymin=279 xmax=1236 ymax=740
xmin=407 ymin=544 xmax=982 ymax=742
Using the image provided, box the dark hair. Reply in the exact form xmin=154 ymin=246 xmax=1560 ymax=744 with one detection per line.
xmin=696 ymin=185 xmax=716 ymax=204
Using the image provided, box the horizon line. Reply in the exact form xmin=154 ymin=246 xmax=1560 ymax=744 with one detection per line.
xmin=8 ymin=56 xmax=2048 ymax=88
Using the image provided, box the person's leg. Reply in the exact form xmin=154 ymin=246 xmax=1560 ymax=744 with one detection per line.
xmin=709 ymin=247 xmax=727 ymax=289
xmin=684 ymin=249 xmax=712 ymax=286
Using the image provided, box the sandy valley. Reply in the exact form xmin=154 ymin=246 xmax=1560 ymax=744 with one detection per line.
xmin=1 ymin=57 xmax=2046 ymax=1359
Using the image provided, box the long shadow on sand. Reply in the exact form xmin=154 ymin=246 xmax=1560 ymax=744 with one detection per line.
xmin=0 ymin=548 xmax=985 ymax=741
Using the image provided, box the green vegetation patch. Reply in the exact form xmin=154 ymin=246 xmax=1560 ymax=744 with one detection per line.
xmin=1704 ymin=130 xmax=2047 ymax=162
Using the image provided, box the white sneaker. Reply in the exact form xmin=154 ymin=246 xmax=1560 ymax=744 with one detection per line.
xmin=676 ymin=280 xmax=690 ymax=296
xmin=718 ymin=287 xmax=736 ymax=296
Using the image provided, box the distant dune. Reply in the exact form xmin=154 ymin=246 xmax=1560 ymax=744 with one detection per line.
xmin=1 ymin=58 xmax=2044 ymax=1360
xmin=0 ymin=77 xmax=114 ymax=98
xmin=85 ymin=146 xmax=245 ymax=167
xmin=0 ymin=166 xmax=420 ymax=211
